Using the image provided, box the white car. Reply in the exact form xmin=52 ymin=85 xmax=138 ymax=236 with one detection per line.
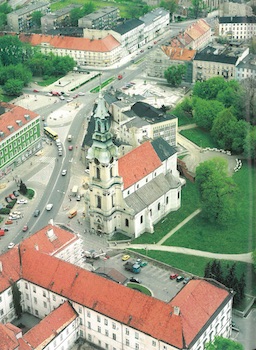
xmin=9 ymin=215 xmax=21 ymax=220
xmin=62 ymin=169 xmax=67 ymax=176
xmin=17 ymin=199 xmax=28 ymax=204
xmin=59 ymin=95 xmax=65 ymax=100
xmin=8 ymin=242 xmax=15 ymax=249
xmin=46 ymin=203 xmax=53 ymax=211
xmin=66 ymin=98 xmax=73 ymax=102
xmin=78 ymin=92 xmax=85 ymax=96
xmin=76 ymin=195 xmax=81 ymax=201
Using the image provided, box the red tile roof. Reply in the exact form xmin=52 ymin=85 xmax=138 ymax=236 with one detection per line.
xmin=23 ymin=301 xmax=77 ymax=348
xmin=21 ymin=248 xmax=184 ymax=348
xmin=0 ymin=323 xmax=19 ymax=350
xmin=170 ymin=279 xmax=231 ymax=347
xmin=20 ymin=224 xmax=78 ymax=255
xmin=0 ymin=104 xmax=39 ymax=140
xmin=19 ymin=33 xmax=120 ymax=53
xmin=0 ymin=247 xmax=21 ymax=292
xmin=162 ymin=46 xmax=196 ymax=61
xmin=118 ymin=141 xmax=162 ymax=189
xmin=185 ymin=19 xmax=211 ymax=41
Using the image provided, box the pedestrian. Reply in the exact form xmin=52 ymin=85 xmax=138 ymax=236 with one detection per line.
xmin=69 ymin=198 xmax=71 ymax=202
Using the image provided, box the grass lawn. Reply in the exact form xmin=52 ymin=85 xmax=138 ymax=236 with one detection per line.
xmin=133 ymin=181 xmax=201 ymax=244
xmin=165 ymin=162 xmax=256 ymax=254
xmin=180 ymin=127 xmax=218 ymax=149
xmin=131 ymin=250 xmax=256 ymax=295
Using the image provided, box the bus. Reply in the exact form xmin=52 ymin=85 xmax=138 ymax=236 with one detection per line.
xmin=43 ymin=127 xmax=58 ymax=140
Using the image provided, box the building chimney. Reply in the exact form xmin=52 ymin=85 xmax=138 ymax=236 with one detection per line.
xmin=174 ymin=306 xmax=180 ymax=315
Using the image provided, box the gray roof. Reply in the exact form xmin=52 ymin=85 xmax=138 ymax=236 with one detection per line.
xmin=112 ymin=18 xmax=144 ymax=35
xmin=151 ymin=138 xmax=176 ymax=161
xmin=194 ymin=46 xmax=239 ymax=65
xmin=140 ymin=7 xmax=169 ymax=25
xmin=104 ymin=89 xmax=144 ymax=106
xmin=124 ymin=173 xmax=180 ymax=214
xmin=236 ymin=53 xmax=256 ymax=70
xmin=219 ymin=16 xmax=256 ymax=24
xmin=131 ymin=102 xmax=176 ymax=124
xmin=44 ymin=5 xmax=81 ymax=18
xmin=123 ymin=116 xmax=148 ymax=129
xmin=11 ymin=2 xmax=48 ymax=15
xmin=81 ymin=6 xmax=118 ymax=21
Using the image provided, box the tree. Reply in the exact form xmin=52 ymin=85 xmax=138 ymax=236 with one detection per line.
xmin=172 ymin=97 xmax=193 ymax=120
xmin=211 ymin=109 xmax=247 ymax=153
xmin=240 ymin=78 xmax=256 ymax=125
xmin=0 ymin=36 xmax=33 ymax=66
xmin=192 ymin=97 xmax=224 ymax=130
xmin=206 ymin=336 xmax=244 ymax=350
xmin=193 ymin=77 xmax=227 ymax=100
xmin=12 ymin=282 xmax=22 ymax=318
xmin=216 ymin=80 xmax=244 ymax=119
xmin=252 ymin=249 xmax=256 ymax=271
xmin=204 ymin=262 xmax=211 ymax=278
xmin=70 ymin=8 xmax=82 ymax=26
xmin=164 ymin=64 xmax=186 ymax=87
xmin=160 ymin=0 xmax=177 ymax=16
xmin=196 ymin=158 xmax=238 ymax=225
xmin=0 ymin=64 xmax=32 ymax=86
xmin=32 ymin=11 xmax=43 ymax=27
xmin=3 ymin=78 xmax=24 ymax=96
xmin=82 ymin=2 xmax=95 ymax=15
xmin=190 ymin=0 xmax=204 ymax=18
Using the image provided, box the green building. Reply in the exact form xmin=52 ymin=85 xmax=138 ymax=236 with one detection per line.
xmin=0 ymin=103 xmax=42 ymax=179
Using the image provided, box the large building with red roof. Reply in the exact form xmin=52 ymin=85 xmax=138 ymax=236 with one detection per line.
xmin=0 ymin=103 xmax=42 ymax=180
xmin=85 ymin=94 xmax=183 ymax=238
xmin=0 ymin=233 xmax=233 ymax=350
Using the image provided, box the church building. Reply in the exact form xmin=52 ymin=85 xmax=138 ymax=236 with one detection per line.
xmin=85 ymin=93 xmax=183 ymax=238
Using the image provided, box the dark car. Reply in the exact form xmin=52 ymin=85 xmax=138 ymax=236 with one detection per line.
xmin=130 ymin=277 xmax=140 ymax=283
xmin=176 ymin=275 xmax=184 ymax=282
xmin=5 ymin=197 xmax=12 ymax=203
xmin=33 ymin=209 xmax=40 ymax=217
xmin=183 ymin=277 xmax=191 ymax=284
xmin=13 ymin=190 xmax=19 ymax=197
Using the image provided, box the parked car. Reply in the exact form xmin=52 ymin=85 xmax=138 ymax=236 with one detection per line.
xmin=122 ymin=255 xmax=130 ymax=261
xmin=170 ymin=273 xmax=179 ymax=280
xmin=33 ymin=209 xmax=40 ymax=217
xmin=68 ymin=145 xmax=73 ymax=151
xmin=9 ymin=215 xmax=20 ymax=220
xmin=118 ymin=74 xmax=123 ymax=80
xmin=66 ymin=98 xmax=73 ymax=103
xmin=22 ymin=225 xmax=28 ymax=232
xmin=17 ymin=199 xmax=28 ymax=204
xmin=59 ymin=95 xmax=65 ymax=100
xmin=46 ymin=203 xmax=53 ymax=211
xmin=62 ymin=169 xmax=67 ymax=176
xmin=183 ymin=277 xmax=191 ymax=284
xmin=78 ymin=92 xmax=85 ymax=96
xmin=13 ymin=190 xmax=19 ymax=197
xmin=130 ymin=277 xmax=140 ymax=283
xmin=176 ymin=275 xmax=184 ymax=282
xmin=5 ymin=197 xmax=12 ymax=203
xmin=33 ymin=89 xmax=39 ymax=92
xmin=8 ymin=242 xmax=15 ymax=249
xmin=5 ymin=220 xmax=13 ymax=225
xmin=76 ymin=195 xmax=81 ymax=201
xmin=9 ymin=194 xmax=16 ymax=200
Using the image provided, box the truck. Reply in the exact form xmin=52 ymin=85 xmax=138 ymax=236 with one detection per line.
xmin=71 ymin=185 xmax=78 ymax=197
xmin=124 ymin=261 xmax=141 ymax=274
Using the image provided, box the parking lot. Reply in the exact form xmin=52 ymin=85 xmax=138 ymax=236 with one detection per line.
xmin=88 ymin=251 xmax=187 ymax=302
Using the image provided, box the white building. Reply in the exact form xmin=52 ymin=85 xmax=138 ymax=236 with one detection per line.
xmin=218 ymin=16 xmax=256 ymax=40
xmin=139 ymin=7 xmax=170 ymax=43
xmin=0 ymin=240 xmax=234 ymax=349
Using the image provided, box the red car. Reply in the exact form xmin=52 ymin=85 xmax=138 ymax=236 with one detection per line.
xmin=9 ymin=194 xmax=16 ymax=200
xmin=170 ymin=273 xmax=179 ymax=280
xmin=68 ymin=145 xmax=73 ymax=151
xmin=22 ymin=225 xmax=28 ymax=232
xmin=33 ymin=89 xmax=39 ymax=93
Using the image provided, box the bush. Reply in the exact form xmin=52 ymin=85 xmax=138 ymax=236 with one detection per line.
xmin=0 ymin=208 xmax=10 ymax=215
xmin=26 ymin=188 xmax=35 ymax=199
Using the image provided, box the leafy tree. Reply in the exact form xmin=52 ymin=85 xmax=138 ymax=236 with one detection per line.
xmin=192 ymin=97 xmax=224 ymax=130
xmin=193 ymin=77 xmax=227 ymax=100
xmin=204 ymin=262 xmax=211 ymax=278
xmin=172 ymin=97 xmax=193 ymax=120
xmin=244 ymin=125 xmax=256 ymax=160
xmin=0 ymin=36 xmax=33 ymax=66
xmin=82 ymin=2 xmax=95 ymax=15
xmin=32 ymin=11 xmax=43 ymax=27
xmin=196 ymin=158 xmax=238 ymax=225
xmin=216 ymin=80 xmax=244 ymax=119
xmin=160 ymin=0 xmax=177 ymax=16
xmin=164 ymin=64 xmax=186 ymax=87
xmin=3 ymin=78 xmax=24 ymax=96
xmin=19 ymin=180 xmax=27 ymax=195
xmin=211 ymin=109 xmax=247 ymax=153
xmin=12 ymin=282 xmax=22 ymax=318
xmin=0 ymin=64 xmax=32 ymax=86
xmin=240 ymin=78 xmax=256 ymax=125
xmin=70 ymin=8 xmax=82 ymax=26
xmin=190 ymin=0 xmax=204 ymax=18
xmin=252 ymin=249 xmax=256 ymax=271
xmin=206 ymin=336 xmax=244 ymax=350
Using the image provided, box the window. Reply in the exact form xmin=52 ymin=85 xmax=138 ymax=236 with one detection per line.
xmin=0 ymin=309 xmax=4 ymax=316
xmin=88 ymin=334 xmax=92 ymax=341
xmin=87 ymin=310 xmax=91 ymax=317
xmin=8 ymin=289 xmax=11 ymax=296
xmin=33 ymin=286 xmax=36 ymax=293
xmin=126 ymin=339 xmax=130 ymax=346
xmin=88 ymin=321 xmax=91 ymax=329
xmin=158 ymin=203 xmax=160 ymax=211
xmin=43 ymin=301 xmax=47 ymax=308
xmin=25 ymin=282 xmax=28 ymax=290
xmin=135 ymin=344 xmax=139 ymax=350
xmin=166 ymin=196 xmax=168 ymax=205
xmin=152 ymin=340 xmax=156 ymax=346
xmin=43 ymin=290 xmax=46 ymax=297
xmin=79 ymin=307 xmax=82 ymax=314
xmin=112 ymin=322 xmax=116 ymax=329
xmin=96 ymin=167 xmax=100 ymax=179
xmin=135 ymin=332 xmax=139 ymax=339
xmin=104 ymin=318 xmax=108 ymax=325
xmin=35 ymin=309 xmax=39 ymax=316
xmin=178 ymin=192 xmax=180 ymax=199
xmin=112 ymin=333 xmax=116 ymax=340
xmin=125 ymin=328 xmax=129 ymax=335
xmin=97 ymin=195 xmax=101 ymax=209
xmin=97 ymin=315 xmax=101 ymax=322
xmin=53 ymin=295 xmax=56 ymax=301
xmin=98 ymin=326 xmax=101 ymax=333
xmin=105 ymin=329 xmax=109 ymax=336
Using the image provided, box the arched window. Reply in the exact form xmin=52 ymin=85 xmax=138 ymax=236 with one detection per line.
xmin=96 ymin=167 xmax=100 ymax=179
xmin=125 ymin=219 xmax=129 ymax=227
xmin=166 ymin=197 xmax=169 ymax=205
xmin=158 ymin=203 xmax=160 ymax=211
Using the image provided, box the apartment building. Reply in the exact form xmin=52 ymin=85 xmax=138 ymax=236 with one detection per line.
xmin=235 ymin=53 xmax=256 ymax=80
xmin=19 ymin=33 xmax=122 ymax=67
xmin=41 ymin=5 xmax=81 ymax=34
xmin=78 ymin=7 xmax=119 ymax=30
xmin=139 ymin=7 xmax=170 ymax=43
xmin=0 ymin=241 xmax=234 ymax=349
xmin=193 ymin=45 xmax=249 ymax=82
xmin=218 ymin=16 xmax=256 ymax=40
xmin=0 ymin=103 xmax=41 ymax=179
xmin=7 ymin=2 xmax=50 ymax=32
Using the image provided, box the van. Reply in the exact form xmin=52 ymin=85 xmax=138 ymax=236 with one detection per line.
xmin=67 ymin=135 xmax=72 ymax=142
xmin=68 ymin=209 xmax=77 ymax=219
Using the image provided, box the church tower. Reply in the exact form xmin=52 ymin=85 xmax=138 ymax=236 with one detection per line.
xmin=86 ymin=92 xmax=132 ymax=236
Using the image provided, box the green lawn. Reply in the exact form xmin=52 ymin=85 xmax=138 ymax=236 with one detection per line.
xmin=165 ymin=163 xmax=256 ymax=254
xmin=180 ymin=127 xmax=218 ymax=149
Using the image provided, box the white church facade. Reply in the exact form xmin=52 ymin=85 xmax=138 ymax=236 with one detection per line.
xmin=85 ymin=93 xmax=184 ymax=238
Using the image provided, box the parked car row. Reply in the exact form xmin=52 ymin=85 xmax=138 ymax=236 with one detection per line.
xmin=5 ymin=191 xmax=19 ymax=203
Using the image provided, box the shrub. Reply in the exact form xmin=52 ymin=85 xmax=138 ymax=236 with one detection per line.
xmin=0 ymin=208 xmax=10 ymax=215
xmin=6 ymin=199 xmax=17 ymax=209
